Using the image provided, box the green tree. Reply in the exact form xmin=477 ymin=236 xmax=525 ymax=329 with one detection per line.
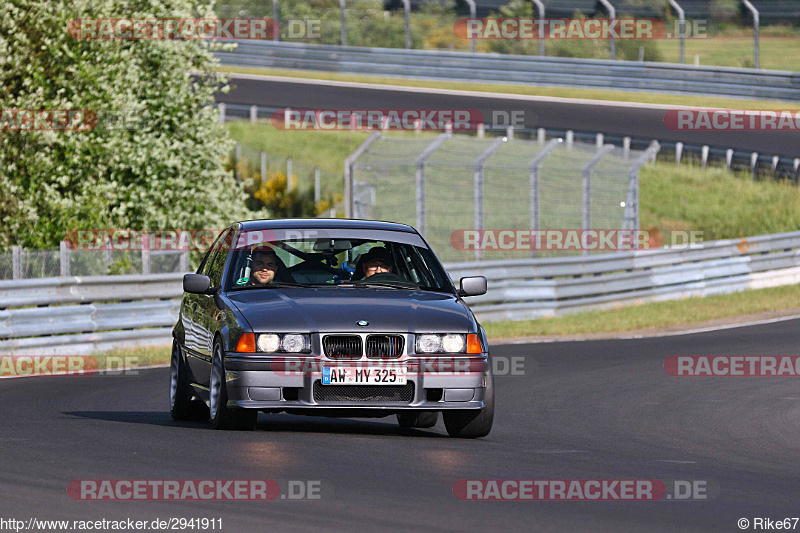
xmin=0 ymin=0 xmax=253 ymax=249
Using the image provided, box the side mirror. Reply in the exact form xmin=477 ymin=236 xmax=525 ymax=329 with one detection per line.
xmin=458 ymin=276 xmax=487 ymax=297
xmin=184 ymin=273 xmax=213 ymax=295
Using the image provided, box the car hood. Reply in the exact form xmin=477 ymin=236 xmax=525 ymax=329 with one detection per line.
xmin=226 ymin=287 xmax=475 ymax=333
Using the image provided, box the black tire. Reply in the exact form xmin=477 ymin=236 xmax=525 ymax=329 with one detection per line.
xmin=170 ymin=340 xmax=210 ymax=421
xmin=397 ymin=410 xmax=439 ymax=429
xmin=210 ymin=339 xmax=257 ymax=431
xmin=443 ymin=372 xmax=494 ymax=438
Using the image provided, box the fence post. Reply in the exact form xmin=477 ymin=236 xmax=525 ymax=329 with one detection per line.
xmin=742 ymin=0 xmax=759 ymax=68
xmin=261 ymin=151 xmax=267 ymax=182
xmin=415 ymin=134 xmax=448 ymax=236
xmin=286 ymin=158 xmax=293 ymax=192
xmin=668 ymin=0 xmax=685 ymax=64
xmin=142 ymin=234 xmax=151 ymax=275
xmin=12 ymin=245 xmax=21 ymax=280
xmin=473 ymin=137 xmax=505 ymax=261
xmin=218 ymin=102 xmax=226 ymax=124
xmin=465 ymin=0 xmax=476 ymax=53
xmin=60 ymin=241 xmax=70 ymax=277
xmin=314 ymin=167 xmax=321 ymax=204
xmin=531 ymin=0 xmax=545 ymax=56
xmin=235 ymin=142 xmax=242 ymax=182
xmin=529 ymin=138 xmax=561 ymax=257
xmin=598 ymin=0 xmax=616 ymax=59
xmin=272 ymin=0 xmax=279 ymax=41
xmin=401 ymin=0 xmax=411 ymax=49
xmin=582 ymin=145 xmax=615 ymax=255
xmin=344 ymin=131 xmax=381 ymax=218
xmin=180 ymin=250 xmax=190 ymax=272
xmin=339 ymin=0 xmax=346 ymax=46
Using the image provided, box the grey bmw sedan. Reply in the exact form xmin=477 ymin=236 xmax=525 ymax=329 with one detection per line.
xmin=170 ymin=219 xmax=493 ymax=438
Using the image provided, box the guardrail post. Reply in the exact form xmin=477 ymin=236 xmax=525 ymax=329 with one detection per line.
xmin=218 ymin=102 xmax=226 ymax=124
xmin=12 ymin=245 xmax=21 ymax=280
xmin=598 ymin=0 xmax=616 ymax=59
xmin=537 ymin=128 xmax=545 ymax=143
xmin=596 ymin=133 xmax=604 ymax=150
xmin=701 ymin=145 xmax=709 ymax=167
xmin=344 ymin=131 xmax=381 ymax=218
xmin=566 ymin=130 xmax=573 ymax=148
xmin=401 ymin=0 xmax=411 ymax=49
xmin=726 ymin=149 xmax=734 ymax=168
xmin=477 ymin=123 xmax=485 ymax=138
xmin=675 ymin=142 xmax=683 ymax=164
xmin=60 ymin=241 xmax=70 ymax=277
xmin=529 ymin=138 xmax=561 ymax=257
xmin=465 ymin=0 xmax=476 ymax=53
xmin=751 ymin=152 xmax=759 ymax=181
xmin=339 ymin=0 xmax=346 ymax=46
xmin=531 ymin=0 xmax=545 ymax=56
xmin=583 ymin=145 xmax=615 ymax=254
xmin=142 ymin=234 xmax=151 ymax=275
xmin=506 ymin=126 xmax=514 ymax=140
xmin=742 ymin=0 xmax=759 ymax=68
xmin=772 ymin=156 xmax=780 ymax=179
xmin=623 ymin=136 xmax=630 ymax=160
xmin=668 ymin=0 xmax=685 ymax=64
xmin=250 ymin=105 xmax=258 ymax=123
xmin=272 ymin=0 xmax=279 ymax=41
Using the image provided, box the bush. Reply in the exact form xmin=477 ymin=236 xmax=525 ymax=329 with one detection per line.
xmin=0 ymin=0 xmax=254 ymax=250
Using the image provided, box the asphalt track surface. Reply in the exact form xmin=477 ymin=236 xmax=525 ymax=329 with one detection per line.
xmin=219 ymin=75 xmax=800 ymax=157
xmin=2 ymin=319 xmax=800 ymax=532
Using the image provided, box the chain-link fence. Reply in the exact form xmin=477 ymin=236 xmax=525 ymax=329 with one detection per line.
xmin=0 ymin=245 xmax=188 ymax=280
xmin=349 ymin=132 xmax=658 ymax=262
xmin=232 ymin=141 xmax=344 ymax=216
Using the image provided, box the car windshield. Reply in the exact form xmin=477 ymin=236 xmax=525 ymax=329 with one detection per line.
xmin=224 ymin=230 xmax=454 ymax=293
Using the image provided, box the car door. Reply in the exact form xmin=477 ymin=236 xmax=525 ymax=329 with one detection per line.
xmin=192 ymin=229 xmax=233 ymax=389
xmin=184 ymin=230 xmax=229 ymax=388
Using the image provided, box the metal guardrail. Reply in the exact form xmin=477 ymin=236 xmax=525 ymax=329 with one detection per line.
xmin=215 ymin=40 xmax=800 ymax=101
xmin=2 ymin=231 xmax=800 ymax=354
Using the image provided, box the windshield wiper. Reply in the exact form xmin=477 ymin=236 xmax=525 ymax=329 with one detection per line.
xmin=346 ymin=281 xmax=418 ymax=290
xmin=233 ymin=281 xmax=305 ymax=289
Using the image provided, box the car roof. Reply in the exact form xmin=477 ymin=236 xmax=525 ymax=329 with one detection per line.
xmin=235 ymin=218 xmax=418 ymax=234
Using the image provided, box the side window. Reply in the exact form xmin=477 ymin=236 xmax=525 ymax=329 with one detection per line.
xmin=197 ymin=229 xmax=229 ymax=276
xmin=207 ymin=231 xmax=232 ymax=288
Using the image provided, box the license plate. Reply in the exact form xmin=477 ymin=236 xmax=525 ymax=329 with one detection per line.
xmin=322 ymin=366 xmax=407 ymax=385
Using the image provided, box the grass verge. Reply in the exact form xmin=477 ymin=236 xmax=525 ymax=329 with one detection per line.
xmin=219 ymin=66 xmax=800 ymax=110
xmin=0 ymin=345 xmax=171 ymax=378
xmin=484 ymin=284 xmax=800 ymax=340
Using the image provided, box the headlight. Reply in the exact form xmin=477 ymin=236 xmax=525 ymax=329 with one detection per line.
xmin=256 ymin=333 xmax=310 ymax=353
xmin=416 ymin=334 xmax=479 ymax=354
xmin=257 ymin=334 xmax=280 ymax=353
xmin=416 ymin=334 xmax=442 ymax=354
xmin=442 ymin=334 xmax=465 ymax=353
xmin=281 ymin=334 xmax=306 ymax=353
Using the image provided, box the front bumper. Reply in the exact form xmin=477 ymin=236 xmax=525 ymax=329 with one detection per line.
xmin=223 ymin=354 xmax=489 ymax=412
